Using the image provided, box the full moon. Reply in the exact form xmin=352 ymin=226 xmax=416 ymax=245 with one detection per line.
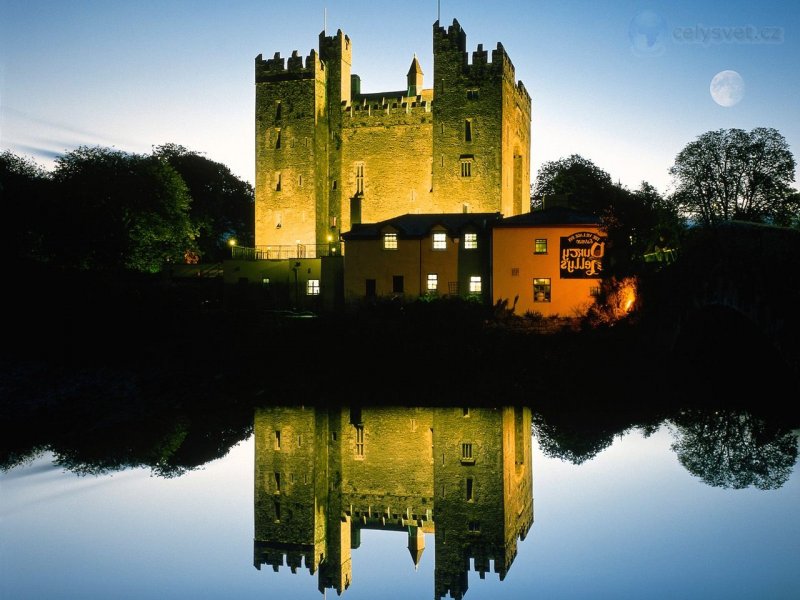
xmin=710 ymin=70 xmax=745 ymax=107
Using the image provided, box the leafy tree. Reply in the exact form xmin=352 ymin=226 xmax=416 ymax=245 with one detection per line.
xmin=48 ymin=146 xmax=197 ymax=273
xmin=153 ymin=143 xmax=254 ymax=262
xmin=668 ymin=127 xmax=797 ymax=227
xmin=670 ymin=408 xmax=798 ymax=490
xmin=531 ymin=154 xmax=682 ymax=276
xmin=0 ymin=151 xmax=52 ymax=261
xmin=531 ymin=153 xmax=618 ymax=212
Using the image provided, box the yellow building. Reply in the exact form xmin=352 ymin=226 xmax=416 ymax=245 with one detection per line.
xmin=492 ymin=207 xmax=605 ymax=317
xmin=254 ymin=17 xmax=531 ymax=252
xmin=340 ymin=212 xmax=501 ymax=304
xmin=253 ymin=405 xmax=533 ymax=599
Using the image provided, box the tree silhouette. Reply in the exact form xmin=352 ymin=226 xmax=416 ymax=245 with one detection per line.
xmin=670 ymin=408 xmax=798 ymax=490
xmin=668 ymin=127 xmax=797 ymax=227
xmin=153 ymin=143 xmax=254 ymax=261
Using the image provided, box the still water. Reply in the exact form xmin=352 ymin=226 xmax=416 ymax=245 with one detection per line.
xmin=2 ymin=405 xmax=799 ymax=600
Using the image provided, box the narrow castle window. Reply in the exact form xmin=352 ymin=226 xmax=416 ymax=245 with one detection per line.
xmin=276 ymin=173 xmax=282 ymax=191
xmin=466 ymin=478 xmax=474 ymax=501
xmin=275 ymin=129 xmax=281 ymax=149
xmin=465 ymin=119 xmax=472 ymax=142
xmin=355 ymin=162 xmax=364 ymax=194
xmin=274 ymin=501 xmax=281 ymax=522
xmin=275 ymin=430 xmax=281 ymax=450
xmin=355 ymin=425 xmax=365 ymax=457
xmin=275 ymin=101 xmax=282 ymax=121
xmin=460 ymin=159 xmax=472 ymax=177
xmin=298 ymin=175 xmax=302 ymax=187
xmin=461 ymin=442 xmax=474 ymax=462
xmin=274 ymin=472 xmax=281 ymax=492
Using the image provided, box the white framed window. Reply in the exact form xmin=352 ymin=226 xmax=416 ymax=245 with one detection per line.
xmin=469 ymin=276 xmax=482 ymax=293
xmin=432 ymin=232 xmax=447 ymax=250
xmin=427 ymin=273 xmax=438 ymax=292
xmin=383 ymin=232 xmax=398 ymax=250
xmin=306 ymin=279 xmax=320 ymax=295
xmin=464 ymin=233 xmax=477 ymax=249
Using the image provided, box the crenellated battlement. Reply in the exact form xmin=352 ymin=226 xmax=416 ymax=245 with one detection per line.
xmin=434 ymin=18 xmax=467 ymax=52
xmin=255 ymin=49 xmax=321 ymax=82
xmin=253 ymin=542 xmax=318 ymax=575
xmin=343 ymin=92 xmax=432 ymax=124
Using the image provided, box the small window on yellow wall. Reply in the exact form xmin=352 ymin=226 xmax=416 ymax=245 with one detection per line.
xmin=383 ymin=232 xmax=398 ymax=250
xmin=432 ymin=232 xmax=447 ymax=249
xmin=427 ymin=273 xmax=438 ymax=292
xmin=534 ymin=278 xmax=551 ymax=302
xmin=535 ymin=239 xmax=547 ymax=254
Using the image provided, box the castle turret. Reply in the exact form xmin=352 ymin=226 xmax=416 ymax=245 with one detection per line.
xmin=407 ymin=54 xmax=424 ymax=97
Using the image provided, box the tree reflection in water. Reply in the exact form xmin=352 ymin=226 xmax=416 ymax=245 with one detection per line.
xmin=668 ymin=408 xmax=798 ymax=490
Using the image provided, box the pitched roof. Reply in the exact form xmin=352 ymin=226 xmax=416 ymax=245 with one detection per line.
xmin=407 ymin=54 xmax=423 ymax=76
xmin=493 ymin=206 xmax=600 ymax=228
xmin=341 ymin=212 xmax=502 ymax=240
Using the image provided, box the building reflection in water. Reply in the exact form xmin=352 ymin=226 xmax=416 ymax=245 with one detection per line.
xmin=253 ymin=405 xmax=533 ymax=599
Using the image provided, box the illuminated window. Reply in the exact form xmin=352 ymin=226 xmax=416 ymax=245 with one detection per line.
xmin=469 ymin=276 xmax=482 ymax=294
xmin=432 ymin=232 xmax=447 ymax=249
xmin=464 ymin=233 xmax=477 ymax=249
xmin=383 ymin=232 xmax=398 ymax=250
xmin=534 ymin=278 xmax=551 ymax=302
xmin=535 ymin=238 xmax=547 ymax=254
xmin=590 ymin=286 xmax=601 ymax=297
xmin=460 ymin=159 xmax=472 ymax=177
xmin=355 ymin=425 xmax=364 ymax=457
xmin=306 ymin=279 xmax=320 ymax=295
xmin=427 ymin=273 xmax=438 ymax=292
xmin=355 ymin=162 xmax=364 ymax=194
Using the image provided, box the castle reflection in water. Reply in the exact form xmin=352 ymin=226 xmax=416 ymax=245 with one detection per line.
xmin=253 ymin=405 xmax=533 ymax=599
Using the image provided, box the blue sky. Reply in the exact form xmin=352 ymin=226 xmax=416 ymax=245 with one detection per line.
xmin=1 ymin=0 xmax=798 ymax=196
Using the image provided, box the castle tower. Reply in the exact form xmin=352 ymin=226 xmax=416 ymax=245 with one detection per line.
xmin=254 ymin=17 xmax=530 ymax=251
xmin=431 ymin=19 xmax=531 ymax=216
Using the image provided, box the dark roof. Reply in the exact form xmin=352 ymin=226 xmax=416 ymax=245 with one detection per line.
xmin=341 ymin=212 xmax=502 ymax=240
xmin=493 ymin=206 xmax=600 ymax=228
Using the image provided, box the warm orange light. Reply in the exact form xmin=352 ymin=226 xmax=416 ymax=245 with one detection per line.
xmin=228 ymin=238 xmax=237 ymax=247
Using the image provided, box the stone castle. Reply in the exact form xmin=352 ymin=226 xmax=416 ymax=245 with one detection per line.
xmin=254 ymin=18 xmax=532 ymax=251
xmin=253 ymin=405 xmax=533 ymax=599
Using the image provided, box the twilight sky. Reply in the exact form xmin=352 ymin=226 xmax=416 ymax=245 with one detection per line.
xmin=1 ymin=0 xmax=798 ymax=196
